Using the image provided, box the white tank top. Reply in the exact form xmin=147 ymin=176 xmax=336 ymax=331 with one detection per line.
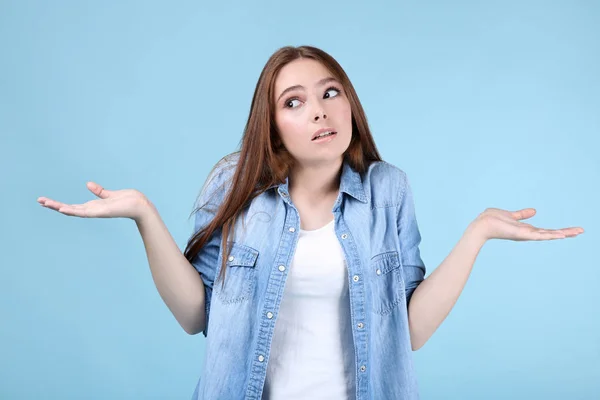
xmin=262 ymin=219 xmax=356 ymax=400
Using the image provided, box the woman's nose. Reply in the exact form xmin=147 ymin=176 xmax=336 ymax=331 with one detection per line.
xmin=314 ymin=110 xmax=327 ymax=121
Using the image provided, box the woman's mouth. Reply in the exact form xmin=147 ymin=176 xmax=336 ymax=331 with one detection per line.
xmin=312 ymin=130 xmax=337 ymax=142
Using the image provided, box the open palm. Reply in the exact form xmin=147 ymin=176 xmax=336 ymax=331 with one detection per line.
xmin=474 ymin=208 xmax=584 ymax=241
xmin=38 ymin=181 xmax=149 ymax=220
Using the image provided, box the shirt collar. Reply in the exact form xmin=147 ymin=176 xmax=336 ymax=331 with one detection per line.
xmin=268 ymin=160 xmax=367 ymax=204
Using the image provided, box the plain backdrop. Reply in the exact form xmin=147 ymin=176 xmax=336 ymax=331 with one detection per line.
xmin=1 ymin=0 xmax=598 ymax=399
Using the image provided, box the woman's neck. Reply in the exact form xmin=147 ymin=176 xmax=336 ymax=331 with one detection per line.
xmin=288 ymin=158 xmax=342 ymax=204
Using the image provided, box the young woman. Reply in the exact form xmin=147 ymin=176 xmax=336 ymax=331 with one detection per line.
xmin=38 ymin=45 xmax=584 ymax=400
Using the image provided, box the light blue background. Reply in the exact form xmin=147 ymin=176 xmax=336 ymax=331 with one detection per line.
xmin=1 ymin=0 xmax=598 ymax=399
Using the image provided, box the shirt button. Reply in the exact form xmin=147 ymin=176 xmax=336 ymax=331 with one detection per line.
xmin=353 ymin=275 xmax=359 ymax=282
xmin=341 ymin=233 xmax=348 ymax=239
xmin=266 ymin=312 xmax=274 ymax=319
xmin=360 ymin=365 xmax=366 ymax=372
xmin=278 ymin=265 xmax=286 ymax=272
xmin=281 ymin=192 xmax=288 ymax=197
xmin=289 ymin=227 xmax=295 ymax=233
xmin=376 ymin=269 xmax=382 ymax=275
xmin=258 ymin=355 xmax=265 ymax=362
xmin=357 ymin=322 xmax=364 ymax=329
xmin=228 ymin=256 xmax=234 ymax=262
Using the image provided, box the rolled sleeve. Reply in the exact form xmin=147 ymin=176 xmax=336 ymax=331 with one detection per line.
xmin=188 ymin=156 xmax=237 ymax=337
xmin=396 ymin=171 xmax=426 ymax=306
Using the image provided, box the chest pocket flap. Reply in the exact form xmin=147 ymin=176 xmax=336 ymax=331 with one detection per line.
xmin=373 ymin=251 xmax=401 ymax=274
xmin=371 ymin=250 xmax=404 ymax=315
xmin=226 ymin=242 xmax=259 ymax=268
xmin=218 ymin=242 xmax=259 ymax=304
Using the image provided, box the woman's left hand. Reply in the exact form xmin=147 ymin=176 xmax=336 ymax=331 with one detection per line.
xmin=470 ymin=208 xmax=584 ymax=242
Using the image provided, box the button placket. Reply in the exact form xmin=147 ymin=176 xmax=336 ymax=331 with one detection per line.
xmin=336 ymin=220 xmax=369 ymax=395
xmin=247 ymin=209 xmax=300 ymax=398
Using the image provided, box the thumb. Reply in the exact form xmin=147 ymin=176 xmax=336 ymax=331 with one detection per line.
xmin=512 ymin=208 xmax=536 ymax=221
xmin=87 ymin=182 xmax=111 ymax=199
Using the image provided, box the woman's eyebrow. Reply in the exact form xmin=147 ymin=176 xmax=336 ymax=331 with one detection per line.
xmin=276 ymin=77 xmax=339 ymax=103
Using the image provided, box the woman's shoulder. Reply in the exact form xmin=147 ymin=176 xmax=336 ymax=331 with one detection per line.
xmin=364 ymin=160 xmax=411 ymax=206
xmin=205 ymin=151 xmax=240 ymax=183
xmin=195 ymin=151 xmax=241 ymax=207
xmin=366 ymin=159 xmax=409 ymax=185
xmin=212 ymin=151 xmax=241 ymax=175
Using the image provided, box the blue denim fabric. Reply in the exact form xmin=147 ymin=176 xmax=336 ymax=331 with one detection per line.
xmin=189 ymin=152 xmax=426 ymax=399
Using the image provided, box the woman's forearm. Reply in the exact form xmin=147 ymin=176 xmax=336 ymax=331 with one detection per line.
xmin=407 ymin=222 xmax=487 ymax=350
xmin=136 ymin=200 xmax=207 ymax=335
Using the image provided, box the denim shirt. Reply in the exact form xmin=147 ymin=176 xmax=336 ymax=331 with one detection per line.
xmin=189 ymin=152 xmax=426 ymax=400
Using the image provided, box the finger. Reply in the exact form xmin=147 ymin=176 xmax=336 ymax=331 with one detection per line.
xmin=554 ymin=227 xmax=584 ymax=237
xmin=38 ymin=197 xmax=60 ymax=206
xmin=41 ymin=199 xmax=90 ymax=217
xmin=537 ymin=229 xmax=565 ymax=235
xmin=57 ymin=205 xmax=89 ymax=218
xmin=531 ymin=230 xmax=566 ymax=240
xmin=40 ymin=199 xmax=70 ymax=211
xmin=560 ymin=226 xmax=584 ymax=233
xmin=519 ymin=226 xmax=564 ymax=238
xmin=87 ymin=182 xmax=111 ymax=199
xmin=512 ymin=208 xmax=536 ymax=221
xmin=536 ymin=227 xmax=584 ymax=238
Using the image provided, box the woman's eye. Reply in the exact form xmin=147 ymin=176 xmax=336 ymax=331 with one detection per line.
xmin=324 ymin=88 xmax=340 ymax=99
xmin=285 ymin=99 xmax=301 ymax=108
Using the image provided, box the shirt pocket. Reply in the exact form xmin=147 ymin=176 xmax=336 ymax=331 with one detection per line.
xmin=216 ymin=242 xmax=259 ymax=304
xmin=370 ymin=250 xmax=405 ymax=315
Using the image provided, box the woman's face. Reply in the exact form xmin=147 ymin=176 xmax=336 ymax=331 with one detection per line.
xmin=273 ymin=58 xmax=352 ymax=167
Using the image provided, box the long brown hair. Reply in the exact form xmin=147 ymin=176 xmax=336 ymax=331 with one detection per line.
xmin=184 ymin=45 xmax=382 ymax=286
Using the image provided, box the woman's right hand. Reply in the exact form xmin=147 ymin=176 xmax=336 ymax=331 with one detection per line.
xmin=38 ymin=181 xmax=152 ymax=222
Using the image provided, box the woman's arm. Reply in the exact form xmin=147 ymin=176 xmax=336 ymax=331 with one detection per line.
xmin=136 ymin=200 xmax=207 ymax=335
xmin=407 ymin=222 xmax=485 ymax=350
xmin=407 ymin=208 xmax=583 ymax=351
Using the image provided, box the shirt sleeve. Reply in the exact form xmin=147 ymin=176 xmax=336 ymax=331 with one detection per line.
xmin=189 ymin=157 xmax=236 ymax=337
xmin=396 ymin=171 xmax=427 ymax=306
